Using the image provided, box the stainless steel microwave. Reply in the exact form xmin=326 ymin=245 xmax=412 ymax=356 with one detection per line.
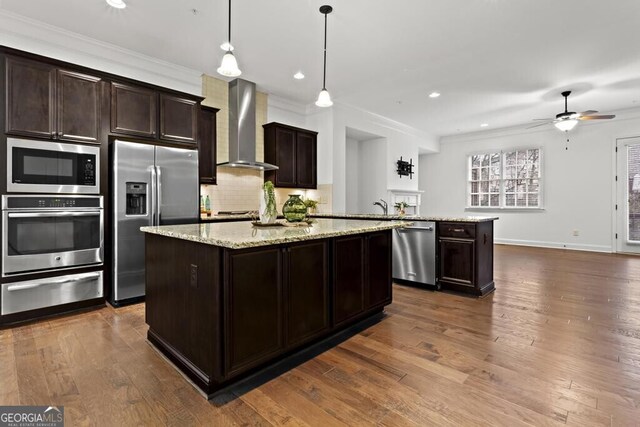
xmin=7 ymin=138 xmax=100 ymax=194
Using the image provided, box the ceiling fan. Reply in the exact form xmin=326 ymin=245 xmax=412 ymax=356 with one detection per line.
xmin=528 ymin=91 xmax=615 ymax=131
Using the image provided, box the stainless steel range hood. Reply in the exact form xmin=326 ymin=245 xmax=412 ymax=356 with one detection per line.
xmin=217 ymin=78 xmax=278 ymax=171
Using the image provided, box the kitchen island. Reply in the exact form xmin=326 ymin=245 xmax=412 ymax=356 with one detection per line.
xmin=140 ymin=219 xmax=408 ymax=397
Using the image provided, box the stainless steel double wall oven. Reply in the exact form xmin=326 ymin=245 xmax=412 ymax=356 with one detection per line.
xmin=1 ymin=137 xmax=104 ymax=319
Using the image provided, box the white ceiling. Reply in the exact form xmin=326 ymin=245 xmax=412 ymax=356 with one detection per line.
xmin=2 ymin=0 xmax=640 ymax=137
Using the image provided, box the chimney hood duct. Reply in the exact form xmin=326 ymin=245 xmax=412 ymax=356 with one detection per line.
xmin=217 ymin=78 xmax=278 ymax=171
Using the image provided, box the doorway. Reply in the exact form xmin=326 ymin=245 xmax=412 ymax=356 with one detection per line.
xmin=616 ymin=136 xmax=640 ymax=254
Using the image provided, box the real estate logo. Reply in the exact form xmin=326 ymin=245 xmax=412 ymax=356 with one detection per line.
xmin=0 ymin=406 xmax=64 ymax=427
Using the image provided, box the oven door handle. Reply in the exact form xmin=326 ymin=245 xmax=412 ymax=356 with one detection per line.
xmin=6 ymin=272 xmax=101 ymax=291
xmin=7 ymin=212 xmax=100 ymax=218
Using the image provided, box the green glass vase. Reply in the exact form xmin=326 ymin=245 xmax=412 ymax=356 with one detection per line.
xmin=282 ymin=194 xmax=307 ymax=222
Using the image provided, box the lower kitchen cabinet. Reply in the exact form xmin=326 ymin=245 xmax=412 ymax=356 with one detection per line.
xmin=286 ymin=241 xmax=330 ymax=347
xmin=333 ymin=231 xmax=392 ymax=327
xmin=224 ymin=248 xmax=284 ymax=377
xmin=224 ymin=240 xmax=331 ymax=378
xmin=437 ymin=221 xmax=494 ymax=296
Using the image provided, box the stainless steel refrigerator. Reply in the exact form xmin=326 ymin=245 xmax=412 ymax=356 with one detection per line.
xmin=111 ymin=140 xmax=198 ymax=305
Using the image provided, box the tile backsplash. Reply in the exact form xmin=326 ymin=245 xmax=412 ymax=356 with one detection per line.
xmin=201 ymin=169 xmax=263 ymax=212
xmin=201 ymin=181 xmax=333 ymax=214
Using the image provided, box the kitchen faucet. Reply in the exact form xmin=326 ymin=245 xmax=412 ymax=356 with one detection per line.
xmin=373 ymin=199 xmax=388 ymax=215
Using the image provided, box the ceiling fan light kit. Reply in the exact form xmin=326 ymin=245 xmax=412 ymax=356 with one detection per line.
xmin=554 ymin=119 xmax=578 ymax=132
xmin=529 ymin=90 xmax=616 ymax=132
xmin=106 ymin=0 xmax=126 ymax=9
xmin=217 ymin=0 xmax=242 ymax=77
xmin=315 ymin=5 xmax=333 ymax=108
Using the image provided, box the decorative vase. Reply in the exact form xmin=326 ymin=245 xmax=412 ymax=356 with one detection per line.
xmin=259 ymin=190 xmax=277 ymax=224
xmin=282 ymin=194 xmax=307 ymax=222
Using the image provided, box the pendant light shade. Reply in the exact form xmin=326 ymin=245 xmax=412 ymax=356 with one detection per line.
xmin=315 ymin=89 xmax=333 ymax=107
xmin=218 ymin=0 xmax=242 ymax=77
xmin=315 ymin=5 xmax=333 ymax=108
xmin=217 ymin=51 xmax=241 ymax=77
xmin=554 ymin=119 xmax=578 ymax=132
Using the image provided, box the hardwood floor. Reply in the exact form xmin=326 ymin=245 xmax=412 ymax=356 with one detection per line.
xmin=2 ymin=244 xmax=640 ymax=426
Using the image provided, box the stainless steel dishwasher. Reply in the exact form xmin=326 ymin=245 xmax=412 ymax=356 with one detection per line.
xmin=392 ymin=221 xmax=437 ymax=287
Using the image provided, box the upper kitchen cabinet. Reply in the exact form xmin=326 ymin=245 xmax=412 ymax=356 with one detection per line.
xmin=159 ymin=93 xmax=198 ymax=143
xmin=198 ymin=106 xmax=219 ymax=184
xmin=263 ymin=122 xmax=317 ymax=189
xmin=110 ymin=82 xmax=157 ymax=138
xmin=110 ymin=82 xmax=200 ymax=144
xmin=6 ymin=56 xmax=101 ymax=143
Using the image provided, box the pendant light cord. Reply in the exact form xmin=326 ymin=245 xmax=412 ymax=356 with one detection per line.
xmin=228 ymin=0 xmax=232 ymax=47
xmin=322 ymin=12 xmax=327 ymax=90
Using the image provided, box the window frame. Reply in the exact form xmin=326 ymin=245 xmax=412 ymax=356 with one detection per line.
xmin=466 ymin=146 xmax=544 ymax=210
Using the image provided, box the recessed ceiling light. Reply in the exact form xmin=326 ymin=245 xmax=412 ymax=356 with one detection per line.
xmin=106 ymin=0 xmax=126 ymax=9
xmin=293 ymin=71 xmax=305 ymax=80
xmin=480 ymin=123 xmax=489 ymax=127
xmin=220 ymin=42 xmax=234 ymax=51
xmin=428 ymin=92 xmax=440 ymax=98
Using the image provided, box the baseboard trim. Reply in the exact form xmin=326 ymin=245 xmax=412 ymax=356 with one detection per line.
xmin=495 ymin=238 xmax=612 ymax=253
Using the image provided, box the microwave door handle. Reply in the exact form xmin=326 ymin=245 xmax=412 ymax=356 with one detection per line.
xmin=7 ymin=212 xmax=100 ymax=218
xmin=156 ymin=166 xmax=162 ymax=225
xmin=149 ymin=165 xmax=157 ymax=226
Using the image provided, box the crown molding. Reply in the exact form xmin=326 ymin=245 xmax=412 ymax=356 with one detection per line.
xmin=0 ymin=10 xmax=202 ymax=95
xmin=267 ymin=95 xmax=308 ymax=116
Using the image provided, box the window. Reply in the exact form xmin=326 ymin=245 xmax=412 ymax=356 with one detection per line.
xmin=468 ymin=148 xmax=542 ymax=208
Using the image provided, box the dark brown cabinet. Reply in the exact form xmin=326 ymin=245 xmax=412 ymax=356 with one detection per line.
xmin=437 ymin=222 xmax=494 ymax=296
xmin=223 ymin=240 xmax=331 ymax=377
xmin=333 ymin=236 xmax=365 ymax=326
xmin=333 ymin=231 xmax=392 ymax=327
xmin=264 ymin=122 xmax=317 ymax=189
xmin=6 ymin=56 xmax=101 ymax=143
xmin=224 ymin=248 xmax=284 ymax=377
xmin=111 ymin=83 xmax=201 ymax=143
xmin=159 ymin=93 xmax=198 ymax=143
xmin=110 ymin=82 xmax=157 ymax=138
xmin=286 ymin=241 xmax=330 ymax=347
xmin=198 ymin=106 xmax=219 ymax=184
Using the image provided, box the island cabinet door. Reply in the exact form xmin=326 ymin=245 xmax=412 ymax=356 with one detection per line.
xmin=285 ymin=241 xmax=330 ymax=349
xmin=333 ymin=236 xmax=366 ymax=327
xmin=365 ymin=231 xmax=392 ymax=309
xmin=224 ymin=247 xmax=285 ymax=378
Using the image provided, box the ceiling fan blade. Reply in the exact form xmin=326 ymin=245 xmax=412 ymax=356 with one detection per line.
xmin=578 ymin=110 xmax=598 ymax=115
xmin=578 ymin=114 xmax=616 ymax=120
xmin=526 ymin=122 xmax=552 ymax=129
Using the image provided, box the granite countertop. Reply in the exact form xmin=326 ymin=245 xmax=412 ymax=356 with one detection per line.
xmin=141 ymin=218 xmax=410 ymax=249
xmin=310 ymin=213 xmax=498 ymax=223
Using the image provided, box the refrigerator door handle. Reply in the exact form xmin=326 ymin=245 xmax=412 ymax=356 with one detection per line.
xmin=156 ymin=166 xmax=162 ymax=224
xmin=149 ymin=165 xmax=157 ymax=226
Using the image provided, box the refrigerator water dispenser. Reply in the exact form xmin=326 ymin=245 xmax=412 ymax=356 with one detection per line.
xmin=126 ymin=182 xmax=147 ymax=215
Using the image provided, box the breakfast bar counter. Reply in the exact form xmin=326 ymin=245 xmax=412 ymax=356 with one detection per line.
xmin=141 ymin=219 xmax=407 ymax=396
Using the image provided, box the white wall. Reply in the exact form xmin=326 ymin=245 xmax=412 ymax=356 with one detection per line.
xmin=0 ymin=11 xmax=202 ymax=95
xmin=267 ymin=96 xmax=308 ymax=129
xmin=358 ymin=138 xmax=388 ymax=214
xmin=345 ymin=138 xmax=359 ymax=213
xmin=329 ymin=103 xmax=438 ymax=212
xmin=420 ymin=108 xmax=640 ymax=252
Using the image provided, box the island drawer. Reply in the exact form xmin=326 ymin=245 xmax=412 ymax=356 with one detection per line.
xmin=438 ymin=222 xmax=476 ymax=239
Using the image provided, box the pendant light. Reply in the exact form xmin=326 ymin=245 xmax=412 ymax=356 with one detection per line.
xmin=315 ymin=5 xmax=333 ymax=107
xmin=217 ymin=0 xmax=241 ymax=77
